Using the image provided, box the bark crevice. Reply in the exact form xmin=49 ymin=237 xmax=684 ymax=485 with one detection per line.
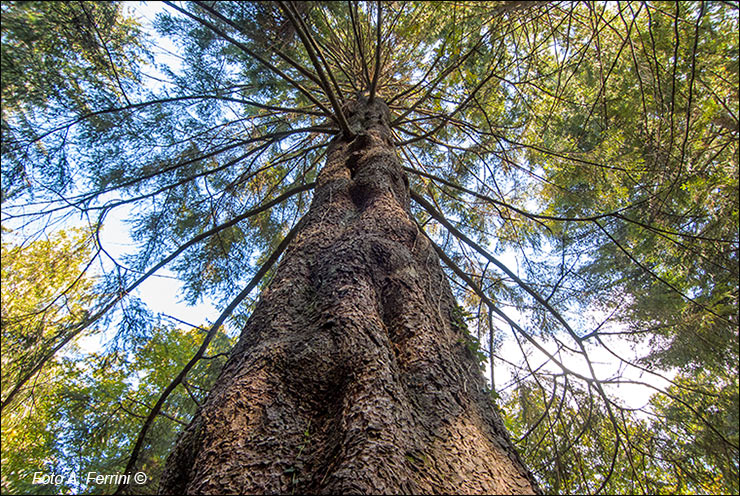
xmin=159 ymin=98 xmax=540 ymax=495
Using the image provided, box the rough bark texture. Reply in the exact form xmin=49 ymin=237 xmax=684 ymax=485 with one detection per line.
xmin=159 ymin=98 xmax=540 ymax=495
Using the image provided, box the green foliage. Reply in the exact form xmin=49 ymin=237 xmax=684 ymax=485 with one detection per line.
xmin=508 ymin=7 xmax=739 ymax=489
xmin=502 ymin=372 xmax=739 ymax=495
xmin=1 ymin=1 xmax=143 ymax=111
xmin=522 ymin=2 xmax=739 ymax=342
xmin=451 ymin=304 xmax=487 ymax=368
xmin=1 ymin=1 xmax=147 ymax=201
xmin=1 ymin=322 xmax=232 ymax=494
xmin=0 ymin=231 xmax=230 ymax=495
xmin=1 ymin=1 xmax=737 ymax=494
xmin=1 ymin=228 xmax=98 ymax=401
xmin=649 ymin=371 xmax=739 ymax=494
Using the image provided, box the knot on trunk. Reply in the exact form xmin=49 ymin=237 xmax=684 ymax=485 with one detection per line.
xmin=342 ymin=97 xmax=392 ymax=139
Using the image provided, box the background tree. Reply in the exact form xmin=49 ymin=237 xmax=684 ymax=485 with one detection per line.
xmin=1 ymin=1 xmax=737 ymax=494
xmin=1 ymin=229 xmax=229 ymax=495
xmin=1 ymin=228 xmax=98 ymax=402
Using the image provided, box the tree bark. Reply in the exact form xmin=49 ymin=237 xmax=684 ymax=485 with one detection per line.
xmin=159 ymin=97 xmax=540 ymax=495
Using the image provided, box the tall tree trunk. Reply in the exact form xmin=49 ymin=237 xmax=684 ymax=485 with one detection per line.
xmin=159 ymin=98 xmax=539 ymax=495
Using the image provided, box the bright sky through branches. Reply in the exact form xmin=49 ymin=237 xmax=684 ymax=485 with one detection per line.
xmin=0 ymin=1 xmax=678 ymax=415
xmin=2 ymin=2 xmax=735 ymax=493
xmin=75 ymin=1 xmax=675 ymax=413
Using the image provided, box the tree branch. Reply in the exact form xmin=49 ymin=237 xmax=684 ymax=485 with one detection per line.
xmin=114 ymin=216 xmax=305 ymax=494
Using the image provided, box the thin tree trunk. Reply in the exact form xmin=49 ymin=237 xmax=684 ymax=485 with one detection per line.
xmin=159 ymin=97 xmax=540 ymax=495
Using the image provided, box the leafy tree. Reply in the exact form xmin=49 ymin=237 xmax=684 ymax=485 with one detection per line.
xmin=1 ymin=1 xmax=737 ymax=494
xmin=648 ymin=371 xmax=739 ymax=494
xmin=1 ymin=321 xmax=231 ymax=494
xmin=1 ymin=226 xmax=231 ymax=493
xmin=1 ymin=1 xmax=147 ymax=201
xmin=502 ymin=372 xmax=738 ymax=494
xmin=1 ymin=228 xmax=98 ymax=404
xmin=0 ymin=228 xmax=95 ymax=493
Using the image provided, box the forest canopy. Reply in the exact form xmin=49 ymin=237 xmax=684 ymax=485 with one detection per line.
xmin=1 ymin=1 xmax=738 ymax=494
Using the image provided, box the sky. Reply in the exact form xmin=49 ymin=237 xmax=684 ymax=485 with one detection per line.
xmin=94 ymin=1 xmax=677 ymax=412
xmin=57 ymin=2 xmax=222 ymax=353
xmin=5 ymin=1 xmax=675 ymax=415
